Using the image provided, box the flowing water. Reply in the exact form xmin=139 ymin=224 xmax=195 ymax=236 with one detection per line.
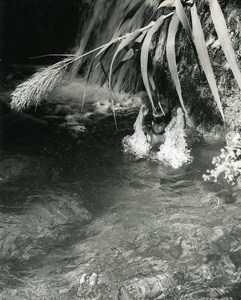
xmin=71 ymin=0 xmax=160 ymax=93
xmin=1 ymin=124 xmax=241 ymax=299
xmin=1 ymin=0 xmax=241 ymax=298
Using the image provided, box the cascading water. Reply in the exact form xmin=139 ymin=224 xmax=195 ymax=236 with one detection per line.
xmin=70 ymin=0 xmax=160 ymax=93
xmin=40 ymin=0 xmax=191 ymax=167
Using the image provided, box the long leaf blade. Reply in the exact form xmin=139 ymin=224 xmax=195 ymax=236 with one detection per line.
xmin=209 ymin=0 xmax=241 ymax=90
xmin=141 ymin=15 xmax=167 ymax=114
xmin=119 ymin=0 xmax=145 ymax=28
xmin=191 ymin=3 xmax=225 ymax=121
xmin=166 ymin=13 xmax=189 ymax=120
xmin=175 ymin=0 xmax=193 ymax=42
xmin=112 ymin=49 xmax=134 ymax=75
xmin=158 ymin=0 xmax=175 ymax=9
xmin=82 ymin=42 xmax=114 ymax=110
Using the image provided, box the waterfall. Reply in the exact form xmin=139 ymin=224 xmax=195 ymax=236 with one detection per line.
xmin=70 ymin=0 xmax=160 ymax=93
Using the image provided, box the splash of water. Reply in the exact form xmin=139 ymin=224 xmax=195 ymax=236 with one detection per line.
xmin=157 ymin=108 xmax=193 ymax=168
xmin=123 ymin=107 xmax=192 ymax=167
xmin=122 ymin=105 xmax=151 ymax=158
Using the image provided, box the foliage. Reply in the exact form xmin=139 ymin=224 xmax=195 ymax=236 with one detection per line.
xmin=224 ymin=95 xmax=241 ymax=132
xmin=191 ymin=3 xmax=224 ymax=120
xmin=140 ymin=13 xmax=170 ymax=116
xmin=9 ymin=0 xmax=241 ymax=175
xmin=10 ymin=0 xmax=241 ymax=120
xmin=11 ymin=58 xmax=73 ymax=111
xmin=166 ymin=12 xmax=189 ymax=121
xmin=209 ymin=0 xmax=241 ymax=91
xmin=203 ymin=133 xmax=241 ymax=184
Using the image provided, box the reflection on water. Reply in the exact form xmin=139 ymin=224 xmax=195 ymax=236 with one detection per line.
xmin=0 ymin=136 xmax=241 ymax=299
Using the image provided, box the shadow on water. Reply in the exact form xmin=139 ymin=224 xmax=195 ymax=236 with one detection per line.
xmin=1 ymin=127 xmax=241 ymax=299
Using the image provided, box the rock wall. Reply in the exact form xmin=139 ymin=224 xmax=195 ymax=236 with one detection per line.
xmin=174 ymin=0 xmax=241 ymax=130
xmin=68 ymin=0 xmax=241 ymax=130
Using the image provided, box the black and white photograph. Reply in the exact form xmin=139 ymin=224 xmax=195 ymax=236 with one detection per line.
xmin=1 ymin=0 xmax=241 ymax=299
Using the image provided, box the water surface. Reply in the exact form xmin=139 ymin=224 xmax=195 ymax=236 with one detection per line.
xmin=1 ymin=134 xmax=241 ymax=299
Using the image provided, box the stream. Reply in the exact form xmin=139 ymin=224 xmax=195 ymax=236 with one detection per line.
xmin=1 ymin=129 xmax=241 ymax=299
xmin=1 ymin=0 xmax=241 ymax=296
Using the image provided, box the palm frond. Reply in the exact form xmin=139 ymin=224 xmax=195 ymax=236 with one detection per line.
xmin=118 ymin=0 xmax=146 ymax=29
xmin=166 ymin=13 xmax=189 ymax=121
xmin=111 ymin=49 xmax=135 ymax=75
xmin=11 ymin=27 xmax=154 ymax=112
xmin=141 ymin=13 xmax=173 ymax=115
xmin=109 ymin=29 xmax=142 ymax=89
xmin=82 ymin=42 xmax=115 ymax=111
xmin=158 ymin=0 xmax=175 ymax=9
xmin=175 ymin=0 xmax=193 ymax=42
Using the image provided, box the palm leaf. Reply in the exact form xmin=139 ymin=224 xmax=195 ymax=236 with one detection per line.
xmin=118 ymin=0 xmax=146 ymax=29
xmin=149 ymin=73 xmax=156 ymax=92
xmin=109 ymin=29 xmax=142 ymax=89
xmin=175 ymin=0 xmax=193 ymax=41
xmin=191 ymin=3 xmax=225 ymax=121
xmin=82 ymin=34 xmax=129 ymax=110
xmin=209 ymin=0 xmax=241 ymax=90
xmin=158 ymin=0 xmax=175 ymax=9
xmin=141 ymin=14 xmax=172 ymax=114
xmin=122 ymin=48 xmax=135 ymax=62
xmin=100 ymin=61 xmax=109 ymax=82
xmin=135 ymin=31 xmax=147 ymax=44
xmin=166 ymin=13 xmax=189 ymax=120
xmin=81 ymin=23 xmax=153 ymax=110
xmin=112 ymin=49 xmax=135 ymax=75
